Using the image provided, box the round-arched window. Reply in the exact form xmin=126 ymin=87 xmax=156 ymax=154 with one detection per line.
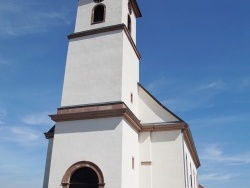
xmin=92 ymin=4 xmax=106 ymax=24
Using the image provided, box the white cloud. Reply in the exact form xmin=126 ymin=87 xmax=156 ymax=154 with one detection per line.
xmin=146 ymin=76 xmax=169 ymax=94
xmin=159 ymin=80 xmax=225 ymax=112
xmin=199 ymin=173 xmax=235 ymax=182
xmin=190 ymin=113 xmax=250 ymax=127
xmin=0 ymin=1 xmax=73 ymax=38
xmin=0 ymin=126 xmax=40 ymax=144
xmin=201 ymin=144 xmax=250 ymax=165
xmin=196 ymin=81 xmax=225 ymax=91
xmin=0 ymin=144 xmax=45 ymax=188
xmin=21 ymin=112 xmax=53 ymax=126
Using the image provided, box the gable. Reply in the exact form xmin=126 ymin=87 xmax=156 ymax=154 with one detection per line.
xmin=138 ymin=83 xmax=183 ymax=124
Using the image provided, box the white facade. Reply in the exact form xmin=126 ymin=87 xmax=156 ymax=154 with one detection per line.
xmin=43 ymin=0 xmax=200 ymax=188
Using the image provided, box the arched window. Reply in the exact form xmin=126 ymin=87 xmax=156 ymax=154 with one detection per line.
xmin=62 ymin=161 xmax=105 ymax=188
xmin=92 ymin=4 xmax=106 ymax=24
xmin=70 ymin=167 xmax=98 ymax=188
xmin=127 ymin=15 xmax=132 ymax=34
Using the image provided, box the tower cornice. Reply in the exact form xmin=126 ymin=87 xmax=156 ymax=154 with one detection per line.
xmin=46 ymin=101 xmax=200 ymax=168
xmin=68 ymin=24 xmax=141 ymax=59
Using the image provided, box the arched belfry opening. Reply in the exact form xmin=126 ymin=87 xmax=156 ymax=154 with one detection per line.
xmin=62 ymin=161 xmax=105 ymax=188
xmin=127 ymin=15 xmax=132 ymax=33
xmin=92 ymin=4 xmax=106 ymax=24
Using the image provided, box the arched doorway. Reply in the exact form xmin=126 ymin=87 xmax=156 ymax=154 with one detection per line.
xmin=70 ymin=167 xmax=98 ymax=188
xmin=62 ymin=161 xmax=105 ymax=188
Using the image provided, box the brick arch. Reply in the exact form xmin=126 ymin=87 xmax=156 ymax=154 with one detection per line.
xmin=61 ymin=161 xmax=105 ymax=188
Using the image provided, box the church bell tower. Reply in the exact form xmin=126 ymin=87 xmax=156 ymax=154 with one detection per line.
xmin=61 ymin=0 xmax=141 ymax=114
xmin=43 ymin=0 xmax=142 ymax=188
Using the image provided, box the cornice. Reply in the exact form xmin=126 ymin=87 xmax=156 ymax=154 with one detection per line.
xmin=141 ymin=122 xmax=187 ymax=132
xmin=50 ymin=102 xmax=142 ymax=132
xmin=182 ymin=126 xmax=201 ymax=168
xmin=46 ymin=102 xmax=200 ymax=168
xmin=68 ymin=24 xmax=141 ymax=59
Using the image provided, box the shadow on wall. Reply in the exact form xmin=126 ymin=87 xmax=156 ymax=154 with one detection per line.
xmin=55 ymin=117 xmax=123 ymax=134
xmin=79 ymin=0 xmax=94 ymax=6
xmin=151 ymin=130 xmax=180 ymax=143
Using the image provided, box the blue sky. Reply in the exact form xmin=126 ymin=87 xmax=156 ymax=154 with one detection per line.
xmin=0 ymin=0 xmax=249 ymax=187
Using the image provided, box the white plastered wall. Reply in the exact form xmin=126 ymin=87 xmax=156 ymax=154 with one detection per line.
xmin=138 ymin=86 xmax=180 ymax=123
xmin=75 ymin=0 xmax=123 ymax=32
xmin=121 ymin=31 xmax=139 ymax=116
xmin=47 ymin=117 xmax=123 ymax=188
xmin=75 ymin=0 xmax=138 ymax=41
xmin=139 ymin=131 xmax=152 ymax=188
xmin=151 ymin=130 xmax=185 ymax=188
xmin=121 ymin=0 xmax=137 ymax=42
xmin=43 ymin=138 xmax=54 ymax=188
xmin=121 ymin=118 xmax=139 ymax=188
xmin=61 ymin=30 xmax=123 ymax=106
xmin=183 ymin=140 xmax=198 ymax=188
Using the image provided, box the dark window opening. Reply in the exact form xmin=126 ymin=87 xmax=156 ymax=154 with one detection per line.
xmin=132 ymin=156 xmax=135 ymax=169
xmin=127 ymin=15 xmax=132 ymax=34
xmin=92 ymin=5 xmax=105 ymax=24
xmin=70 ymin=167 xmax=98 ymax=188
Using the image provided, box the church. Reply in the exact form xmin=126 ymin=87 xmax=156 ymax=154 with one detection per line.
xmin=43 ymin=0 xmax=201 ymax=188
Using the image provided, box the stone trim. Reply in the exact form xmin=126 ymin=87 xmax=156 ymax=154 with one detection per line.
xmin=141 ymin=122 xmax=187 ymax=132
xmin=141 ymin=161 xmax=152 ymax=165
xmin=68 ymin=24 xmax=141 ymax=59
xmin=61 ymin=161 xmax=105 ymax=188
xmin=50 ymin=102 xmax=142 ymax=132
xmin=141 ymin=122 xmax=200 ymax=168
xmin=47 ymin=102 xmax=200 ymax=168
xmin=130 ymin=0 xmax=142 ymax=18
xmin=182 ymin=127 xmax=201 ymax=168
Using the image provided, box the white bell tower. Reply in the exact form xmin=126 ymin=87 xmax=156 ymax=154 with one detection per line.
xmin=43 ymin=0 xmax=142 ymax=188
xmin=44 ymin=1 xmax=202 ymax=188
xmin=61 ymin=0 xmax=141 ymax=115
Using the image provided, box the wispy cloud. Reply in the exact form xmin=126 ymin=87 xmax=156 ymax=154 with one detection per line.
xmin=21 ymin=112 xmax=52 ymax=126
xmin=0 ymin=144 xmax=45 ymax=188
xmin=0 ymin=1 xmax=73 ymax=38
xmin=201 ymin=144 xmax=250 ymax=165
xmin=0 ymin=55 xmax=10 ymax=65
xmin=0 ymin=126 xmax=40 ymax=143
xmin=146 ymin=76 xmax=169 ymax=94
xmin=198 ymin=144 xmax=249 ymax=185
xmin=195 ymin=81 xmax=225 ymax=91
xmin=157 ymin=80 xmax=226 ymax=112
xmin=190 ymin=113 xmax=250 ymax=127
xmin=240 ymin=77 xmax=250 ymax=90
xmin=199 ymin=173 xmax=235 ymax=182
xmin=0 ymin=108 xmax=7 ymax=119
